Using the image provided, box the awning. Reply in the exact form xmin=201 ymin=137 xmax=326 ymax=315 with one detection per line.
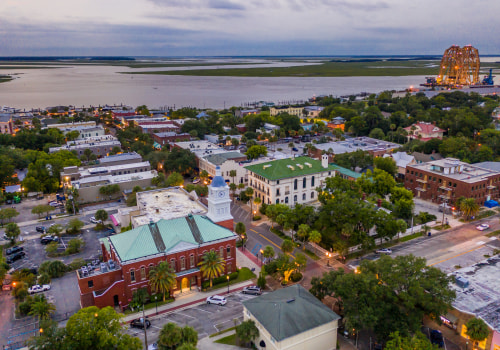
xmin=109 ymin=214 xmax=120 ymax=226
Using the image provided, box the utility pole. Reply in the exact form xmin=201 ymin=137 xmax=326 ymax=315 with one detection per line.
xmin=442 ymin=197 xmax=448 ymax=229
xmin=142 ymin=304 xmax=148 ymax=349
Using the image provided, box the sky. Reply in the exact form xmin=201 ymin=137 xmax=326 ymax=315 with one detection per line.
xmin=0 ymin=0 xmax=499 ymax=56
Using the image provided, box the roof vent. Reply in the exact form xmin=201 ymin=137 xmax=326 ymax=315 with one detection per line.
xmin=287 ymin=165 xmax=295 ymax=171
xmin=286 ymin=298 xmax=295 ymax=303
xmin=263 ymin=164 xmax=272 ymax=169
xmin=296 ymin=164 xmax=303 ymax=169
xmin=304 ymin=162 xmax=312 ymax=168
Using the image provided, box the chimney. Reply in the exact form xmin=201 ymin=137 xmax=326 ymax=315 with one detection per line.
xmin=377 ymin=199 xmax=382 ymax=207
xmin=321 ymin=154 xmax=329 ymax=168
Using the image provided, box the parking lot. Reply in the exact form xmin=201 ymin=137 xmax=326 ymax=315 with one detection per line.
xmin=124 ymin=292 xmax=261 ymax=345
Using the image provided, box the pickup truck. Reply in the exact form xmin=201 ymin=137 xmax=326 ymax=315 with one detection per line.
xmin=28 ymin=284 xmax=51 ymax=294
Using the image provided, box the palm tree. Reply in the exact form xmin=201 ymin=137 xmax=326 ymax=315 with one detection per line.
xmin=465 ymin=318 xmax=489 ymax=348
xmin=308 ymin=230 xmax=322 ymax=255
xmin=262 ymin=246 xmax=275 ymax=262
xmin=296 ymin=224 xmax=310 ymax=249
xmin=198 ymin=251 xmax=226 ymax=288
xmin=229 ymin=170 xmax=237 ymax=184
xmin=149 ymin=261 xmax=177 ymax=301
xmin=253 ymin=197 xmax=261 ymax=216
xmin=229 ymin=183 xmax=237 ymax=202
xmin=246 ymin=187 xmax=254 ymax=213
xmin=281 ymin=239 xmax=294 ymax=255
xmin=460 ymin=198 xmax=480 ymax=221
xmin=29 ymin=299 xmax=56 ymax=320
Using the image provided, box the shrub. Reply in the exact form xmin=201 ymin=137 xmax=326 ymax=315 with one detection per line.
xmin=66 ymin=238 xmax=84 ymax=255
xmin=19 ymin=300 xmax=33 ymax=316
xmin=257 ymin=274 xmax=266 ymax=289
xmin=38 ymin=274 xmax=51 ymax=285
xmin=252 ymin=215 xmax=261 ymax=221
xmin=264 ymin=260 xmax=278 ymax=275
xmin=236 ymin=240 xmax=244 ymax=248
xmin=40 ymin=260 xmax=67 ymax=278
xmin=259 ymin=203 xmax=268 ymax=216
xmin=66 ymin=258 xmax=86 ymax=271
xmin=290 ymin=272 xmax=302 ymax=282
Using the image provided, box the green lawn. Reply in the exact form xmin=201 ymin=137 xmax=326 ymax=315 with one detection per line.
xmin=206 ymin=267 xmax=256 ymax=292
xmin=215 ymin=333 xmax=237 ymax=345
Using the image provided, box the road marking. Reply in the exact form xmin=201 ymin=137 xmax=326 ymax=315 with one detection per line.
xmin=258 ymin=233 xmax=295 ymax=258
xmin=250 ymin=229 xmax=258 ymax=234
xmin=429 ymin=245 xmax=485 ymax=266
xmin=475 ymin=241 xmax=485 ymax=245
xmin=192 ymin=307 xmax=213 ymax=314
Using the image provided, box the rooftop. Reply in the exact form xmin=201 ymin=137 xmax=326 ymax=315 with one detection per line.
xmin=474 ymin=162 xmax=500 ymax=172
xmin=314 ymin=136 xmax=401 ymax=155
xmin=99 ymin=152 xmax=142 ymax=164
xmin=245 ymin=156 xmax=336 ymax=180
xmin=451 ymin=257 xmax=500 ymax=331
xmin=133 ymin=187 xmax=207 ymax=227
xmin=243 ymin=284 xmax=340 ymax=342
xmin=49 ymin=140 xmax=121 ymax=152
xmin=109 ymin=215 xmax=235 ymax=262
xmin=73 ymin=170 xmax=156 ymax=188
xmin=330 ymin=163 xmax=362 ymax=179
xmin=203 ymin=152 xmax=246 ymax=166
xmin=78 ymin=161 xmax=151 ymax=177
xmin=408 ymin=158 xmax=500 ymax=183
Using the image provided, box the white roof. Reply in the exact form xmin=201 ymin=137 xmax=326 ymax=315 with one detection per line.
xmin=383 ymin=152 xmax=415 ymax=168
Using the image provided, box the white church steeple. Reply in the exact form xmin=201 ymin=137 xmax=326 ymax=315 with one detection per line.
xmin=206 ymin=166 xmax=233 ymax=228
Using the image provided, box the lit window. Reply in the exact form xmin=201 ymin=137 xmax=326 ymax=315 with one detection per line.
xmin=141 ymin=267 xmax=146 ymax=280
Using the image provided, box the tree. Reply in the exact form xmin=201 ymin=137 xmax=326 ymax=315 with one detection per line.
xmin=460 ymin=198 xmax=480 ymax=221
xmin=281 ymin=239 xmax=294 ymax=255
xmin=294 ymin=252 xmax=307 ymax=272
xmin=369 ymin=128 xmax=385 ymax=140
xmin=245 ymin=145 xmax=267 ymax=160
xmin=67 ymin=238 xmax=84 ymax=254
xmin=149 ymin=261 xmax=177 ymax=301
xmin=130 ymin=288 xmax=149 ymax=310
xmin=374 ymin=156 xmax=397 ymax=176
xmin=63 ymin=306 xmax=142 ymax=350
xmin=0 ymin=207 xmax=19 ymax=226
xmin=246 ymin=187 xmax=255 ymax=213
xmin=308 ymin=230 xmax=322 ymax=247
xmin=465 ymin=318 xmax=490 ymax=348
xmin=385 ymin=331 xmax=439 ymax=350
xmin=94 ymin=209 xmax=108 ymax=224
xmin=263 ymin=246 xmax=275 ymax=261
xmin=29 ymin=299 xmax=56 ymax=320
xmin=198 ymin=251 xmax=226 ymax=288
xmin=31 ymin=204 xmax=56 ymax=219
xmin=229 ymin=183 xmax=237 ymax=201
xmin=253 ymin=197 xmax=261 ymax=215
xmin=181 ymin=325 xmax=198 ymax=347
xmin=166 ymin=171 xmax=184 ymax=187
xmin=39 ymin=260 xmax=67 ymax=278
xmin=296 ymin=224 xmax=310 ymax=248
xmin=158 ymin=322 xmax=183 ymax=349
xmin=5 ymin=222 xmax=20 ymax=243
xmin=164 ymin=147 xmax=197 ymax=175
xmin=45 ymin=241 xmax=59 ymax=255
xmin=229 ymin=169 xmax=237 ymax=184
xmin=235 ymin=222 xmax=246 ymax=239
xmin=47 ymin=224 xmax=63 ymax=237
xmin=66 ymin=218 xmax=84 ymax=234
xmin=236 ymin=320 xmax=259 ymax=347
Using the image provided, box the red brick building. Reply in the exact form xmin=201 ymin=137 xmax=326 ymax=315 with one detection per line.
xmin=153 ymin=132 xmax=191 ymax=146
xmin=138 ymin=121 xmax=180 ymax=134
xmin=404 ymin=158 xmax=500 ymax=205
xmin=77 ymin=168 xmax=235 ymax=310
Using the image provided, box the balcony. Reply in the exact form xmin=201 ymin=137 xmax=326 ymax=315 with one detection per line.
xmin=416 ymin=187 xmax=426 ymax=192
xmin=487 ymin=185 xmax=496 ymax=190
xmin=439 ymin=186 xmax=452 ymax=191
xmin=416 ymin=178 xmax=427 ymax=184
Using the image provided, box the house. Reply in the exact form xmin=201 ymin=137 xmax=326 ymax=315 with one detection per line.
xmin=404 ymin=158 xmax=500 ymax=205
xmin=245 ymin=155 xmax=337 ymax=206
xmin=235 ymin=109 xmax=259 ymax=118
xmin=383 ymin=152 xmax=416 ymax=179
xmin=303 ymin=106 xmax=324 ymax=118
xmin=404 ymin=122 xmax=446 ymax=141
xmin=199 ymin=152 xmax=248 ymax=185
xmin=77 ymin=170 xmax=235 ymax=310
xmin=0 ymin=113 xmax=13 ymax=135
xmin=242 ymin=284 xmax=340 ymax=350
xmin=412 ymin=152 xmax=444 ymax=164
xmin=327 ymin=117 xmax=345 ymax=131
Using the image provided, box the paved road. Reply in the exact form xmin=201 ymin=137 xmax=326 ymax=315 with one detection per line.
xmin=0 ymin=291 xmax=15 ymax=349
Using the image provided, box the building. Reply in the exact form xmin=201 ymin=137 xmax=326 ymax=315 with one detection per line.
xmin=449 ymin=258 xmax=500 ymax=350
xmin=242 ymin=284 xmax=340 ymax=350
xmin=60 ymin=125 xmax=105 ymax=140
xmin=199 ymin=152 xmax=248 ymax=185
xmin=111 ymin=110 xmax=136 ymax=119
xmin=404 ymin=122 xmax=446 ymax=141
xmin=46 ymin=121 xmax=96 ymax=131
xmin=245 ymin=156 xmax=337 ymax=206
xmin=61 ymin=161 xmax=152 ymax=183
xmin=412 ymin=151 xmax=443 ymax=164
xmin=138 ymin=121 xmax=180 ymax=134
xmin=48 ymin=135 xmax=121 ymax=157
xmin=404 ymin=158 xmax=500 ymax=205
xmin=304 ymin=106 xmax=324 ymax=118
xmin=153 ymin=132 xmax=191 ymax=146
xmin=0 ymin=114 xmax=13 ymax=134
xmin=327 ymin=117 xmax=345 ymax=131
xmin=77 ymin=169 xmax=236 ymax=310
xmin=172 ymin=140 xmax=226 ymax=165
xmin=310 ymin=137 xmax=400 ymax=159
xmin=270 ymin=106 xmax=304 ymax=117
xmin=98 ymin=152 xmax=143 ymax=167
xmin=235 ymin=109 xmax=259 ymax=118
xmin=263 ymin=123 xmax=280 ymax=132
xmin=383 ymin=151 xmax=417 ymax=179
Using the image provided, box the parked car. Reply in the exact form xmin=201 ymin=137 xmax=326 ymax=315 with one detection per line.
xmin=40 ymin=236 xmax=59 ymax=245
xmin=292 ymin=147 xmax=299 ymax=152
xmin=375 ymin=248 xmax=392 ymax=255
xmin=242 ymin=286 xmax=262 ymax=295
xmin=48 ymin=201 xmax=62 ymax=207
xmin=192 ymin=178 xmax=200 ymax=184
xmin=206 ymin=295 xmax=227 ymax=306
xmin=6 ymin=246 xmax=24 ymax=256
xmin=90 ymin=216 xmax=102 ymax=224
xmin=36 ymin=226 xmax=46 ymax=233
xmin=6 ymin=251 xmax=26 ymax=264
xmin=28 ymin=284 xmax=51 ymax=294
xmin=430 ymin=330 xmax=444 ymax=348
xmin=476 ymin=223 xmax=490 ymax=231
xmin=130 ymin=317 xmax=151 ymax=329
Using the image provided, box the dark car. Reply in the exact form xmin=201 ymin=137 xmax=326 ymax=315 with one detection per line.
xmin=40 ymin=236 xmax=59 ymax=245
xmin=6 ymin=246 xmax=24 ymax=256
xmin=36 ymin=226 xmax=46 ymax=233
xmin=130 ymin=317 xmax=151 ymax=329
xmin=6 ymin=251 xmax=26 ymax=264
xmin=292 ymin=147 xmax=299 ymax=152
xmin=430 ymin=330 xmax=444 ymax=348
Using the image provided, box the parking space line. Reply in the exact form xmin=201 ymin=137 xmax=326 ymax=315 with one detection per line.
xmin=192 ymin=307 xmax=213 ymax=314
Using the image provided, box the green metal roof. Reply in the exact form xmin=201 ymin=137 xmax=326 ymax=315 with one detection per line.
xmin=330 ymin=163 xmax=362 ymax=179
xmin=244 ymin=156 xmax=337 ymax=180
xmin=109 ymin=215 xmax=235 ymax=262
xmin=243 ymin=284 xmax=340 ymax=342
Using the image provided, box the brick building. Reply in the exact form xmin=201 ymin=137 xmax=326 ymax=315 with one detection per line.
xmin=77 ymin=167 xmax=235 ymax=310
xmin=138 ymin=121 xmax=180 ymax=134
xmin=152 ymin=132 xmax=191 ymax=146
xmin=404 ymin=158 xmax=500 ymax=205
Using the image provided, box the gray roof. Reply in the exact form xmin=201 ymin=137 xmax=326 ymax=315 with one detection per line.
xmin=474 ymin=162 xmax=500 ymax=172
xmin=203 ymin=152 xmax=245 ymax=165
xmin=99 ymin=152 xmax=142 ymax=164
xmin=411 ymin=152 xmax=443 ymax=163
xmin=243 ymin=284 xmax=340 ymax=342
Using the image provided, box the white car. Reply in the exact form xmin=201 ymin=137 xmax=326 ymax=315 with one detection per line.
xmin=206 ymin=295 xmax=227 ymax=306
xmin=90 ymin=216 xmax=102 ymax=224
xmin=28 ymin=284 xmax=51 ymax=294
xmin=375 ymin=248 xmax=392 ymax=255
xmin=476 ymin=224 xmax=490 ymax=231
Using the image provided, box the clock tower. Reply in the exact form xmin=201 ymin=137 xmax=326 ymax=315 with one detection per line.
xmin=206 ymin=166 xmax=233 ymax=230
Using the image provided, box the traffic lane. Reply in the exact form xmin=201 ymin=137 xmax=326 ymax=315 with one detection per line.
xmin=124 ymin=292 xmax=260 ymax=346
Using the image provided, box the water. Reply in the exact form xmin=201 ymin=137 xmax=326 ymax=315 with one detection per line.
xmin=0 ymin=63 xmax=427 ymax=109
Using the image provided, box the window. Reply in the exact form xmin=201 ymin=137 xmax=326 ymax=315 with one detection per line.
xmin=180 ymin=257 xmax=186 ymax=270
xmin=294 ymin=195 xmax=297 ymax=202
xmin=302 ymin=193 xmax=306 ymax=200
xmin=311 ymin=192 xmax=314 ymax=199
xmin=130 ymin=269 xmax=136 ymax=282
xmin=88 ymin=280 xmax=94 ymax=288
xmin=285 ymin=196 xmax=289 ymax=203
xmin=141 ymin=266 xmax=146 ymax=280
xmin=227 ymin=246 xmax=231 ymax=258
xmin=311 ymin=176 xmax=315 ymax=187
xmin=294 ymin=179 xmax=298 ymax=190
xmin=220 ymin=247 xmax=224 ymax=257
xmin=170 ymin=259 xmax=176 ymax=271
xmin=190 ymin=254 xmax=195 ymax=268
xmin=303 ymin=177 xmax=306 ymax=188
xmin=276 ymin=189 xmax=280 ymax=196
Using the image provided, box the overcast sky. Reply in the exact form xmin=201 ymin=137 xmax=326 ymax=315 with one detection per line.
xmin=1 ymin=0 xmax=499 ymax=56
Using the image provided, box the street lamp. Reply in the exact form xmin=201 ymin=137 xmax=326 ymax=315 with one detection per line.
xmin=326 ymin=252 xmax=331 ymax=266
xmin=227 ymin=275 xmax=230 ymax=294
xmin=260 ymin=249 xmax=264 ymax=266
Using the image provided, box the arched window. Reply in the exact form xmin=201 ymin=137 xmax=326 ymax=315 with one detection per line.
xmin=294 ymin=179 xmax=298 ymax=190
xmin=170 ymin=259 xmax=176 ymax=271
xmin=180 ymin=257 xmax=186 ymax=270
xmin=302 ymin=193 xmax=306 ymax=200
xmin=294 ymin=195 xmax=297 ymax=202
xmin=303 ymin=177 xmax=307 ymax=188
xmin=130 ymin=269 xmax=136 ymax=282
xmin=285 ymin=196 xmax=289 ymax=204
xmin=190 ymin=254 xmax=195 ymax=268
xmin=311 ymin=176 xmax=315 ymax=187
xmin=311 ymin=191 xmax=315 ymax=199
